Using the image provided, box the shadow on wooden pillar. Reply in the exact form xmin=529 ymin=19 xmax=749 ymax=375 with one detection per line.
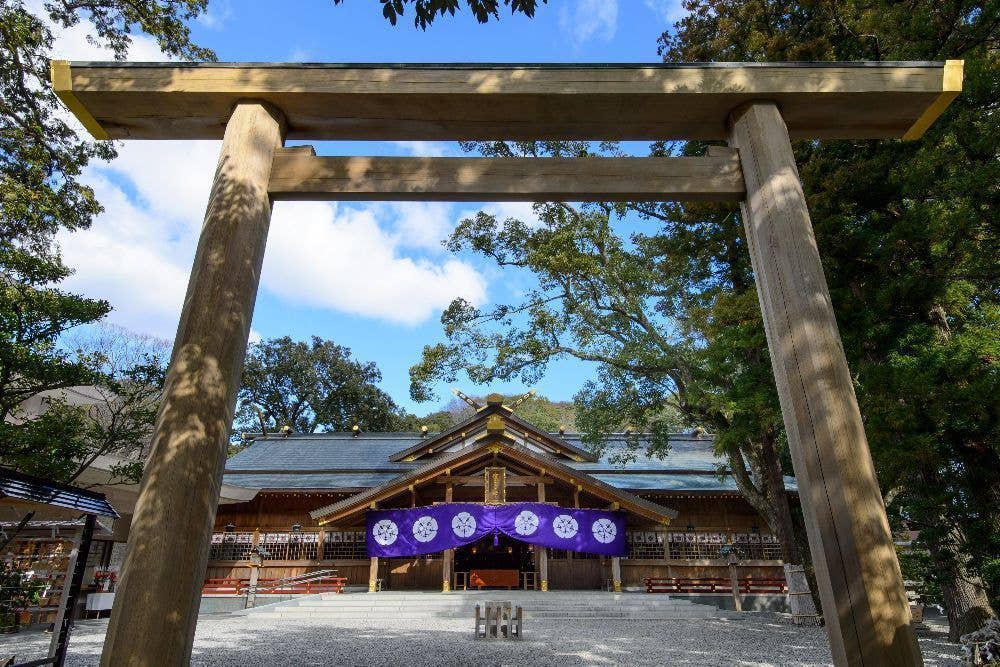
xmin=727 ymin=102 xmax=921 ymax=666
xmin=99 ymin=101 xmax=286 ymax=667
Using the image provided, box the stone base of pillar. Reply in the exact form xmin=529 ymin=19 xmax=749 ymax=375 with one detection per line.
xmin=784 ymin=563 xmax=820 ymax=624
xmin=540 ymin=580 xmax=549 ymax=592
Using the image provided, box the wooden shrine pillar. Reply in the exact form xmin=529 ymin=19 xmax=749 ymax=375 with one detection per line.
xmin=369 ymin=556 xmax=380 ymax=593
xmin=100 ymin=101 xmax=285 ymax=667
xmin=537 ymin=482 xmax=548 ymax=591
xmin=442 ymin=483 xmax=454 ymax=591
xmin=727 ymin=102 xmax=921 ymax=666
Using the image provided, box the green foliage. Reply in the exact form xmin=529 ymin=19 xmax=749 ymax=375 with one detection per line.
xmin=332 ymin=0 xmax=546 ymax=29
xmin=0 ymin=324 xmax=168 ymax=484
xmin=395 ymin=393 xmax=577 ymax=434
xmin=897 ymin=547 xmax=943 ymax=606
xmin=234 ymin=336 xmax=406 ymax=435
xmin=1 ymin=1 xmax=212 ymax=484
xmin=0 ymin=562 xmax=44 ymax=631
xmin=393 ymin=408 xmax=456 ymax=433
xmin=660 ymin=0 xmax=1000 ymax=622
xmin=1 ymin=0 xmax=214 ymax=279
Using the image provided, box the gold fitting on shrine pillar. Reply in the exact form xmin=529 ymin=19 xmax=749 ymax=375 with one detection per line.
xmin=613 ymin=580 xmax=622 ymax=593
xmin=540 ymin=580 xmax=549 ymax=592
xmin=368 ymin=580 xmax=377 ymax=592
xmin=443 ymin=580 xmax=451 ymax=592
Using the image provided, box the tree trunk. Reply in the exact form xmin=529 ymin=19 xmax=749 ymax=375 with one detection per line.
xmin=928 ymin=529 xmax=996 ymax=641
xmin=725 ymin=437 xmax=820 ymax=615
xmin=759 ymin=430 xmax=802 ymax=564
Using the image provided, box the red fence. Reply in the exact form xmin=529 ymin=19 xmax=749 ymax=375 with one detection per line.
xmin=644 ymin=577 xmax=787 ymax=594
xmin=201 ymin=576 xmax=347 ymax=595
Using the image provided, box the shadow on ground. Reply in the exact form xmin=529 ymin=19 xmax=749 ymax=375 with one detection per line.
xmin=0 ymin=614 xmax=964 ymax=666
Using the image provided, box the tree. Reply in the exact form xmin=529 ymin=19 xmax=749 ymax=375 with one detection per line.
xmin=395 ymin=392 xmax=579 ymax=432
xmin=1 ymin=1 xmax=213 ymax=476
xmin=332 ymin=0 xmax=547 ymax=29
xmin=408 ymin=139 xmax=812 ymax=588
xmin=659 ymin=0 xmax=999 ymax=639
xmin=0 ymin=323 xmax=168 ymax=485
xmin=234 ymin=336 xmax=405 ymax=435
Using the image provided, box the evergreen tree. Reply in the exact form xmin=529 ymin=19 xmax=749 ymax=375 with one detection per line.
xmin=234 ymin=336 xmax=405 ymax=435
xmin=661 ymin=0 xmax=999 ymax=639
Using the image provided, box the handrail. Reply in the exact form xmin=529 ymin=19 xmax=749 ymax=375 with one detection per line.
xmin=255 ymin=569 xmax=339 ymax=593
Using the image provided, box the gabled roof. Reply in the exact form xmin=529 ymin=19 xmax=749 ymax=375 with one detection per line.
xmin=223 ymin=428 xmax=797 ymax=494
xmin=309 ymin=433 xmax=678 ymax=526
xmin=386 ymin=401 xmax=596 ymax=463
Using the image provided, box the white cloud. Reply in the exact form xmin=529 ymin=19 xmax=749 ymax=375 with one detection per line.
xmin=391 ymin=141 xmax=455 ymax=158
xmin=197 ymin=0 xmax=233 ymax=30
xmin=385 ymin=202 xmax=456 ymax=253
xmin=38 ymin=4 xmax=489 ymax=336
xmin=58 ymin=169 xmax=192 ymax=337
xmin=264 ymin=202 xmax=488 ymax=326
xmin=35 ymin=2 xmax=166 ymax=61
xmin=559 ymin=0 xmax=619 ymax=46
xmin=458 ymin=202 xmax=544 ymax=230
xmin=643 ymin=0 xmax=688 ymax=25
xmin=287 ymin=47 xmax=314 ymax=62
xmin=60 ymin=142 xmax=487 ymax=336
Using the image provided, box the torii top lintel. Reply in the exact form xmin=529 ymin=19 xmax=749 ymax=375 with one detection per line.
xmin=52 ymin=60 xmax=962 ymax=143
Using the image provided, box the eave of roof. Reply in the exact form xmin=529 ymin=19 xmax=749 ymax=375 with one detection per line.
xmin=0 ymin=467 xmax=119 ymax=518
xmin=310 ymin=436 xmax=677 ymax=526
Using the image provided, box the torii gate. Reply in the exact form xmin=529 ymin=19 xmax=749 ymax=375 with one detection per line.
xmin=52 ymin=60 xmax=962 ymax=666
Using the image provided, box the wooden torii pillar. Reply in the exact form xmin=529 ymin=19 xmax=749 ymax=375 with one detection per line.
xmin=727 ymin=102 xmax=921 ymax=665
xmin=99 ymin=101 xmax=286 ymax=666
xmin=50 ymin=60 xmax=962 ymax=667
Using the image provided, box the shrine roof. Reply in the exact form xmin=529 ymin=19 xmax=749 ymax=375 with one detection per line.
xmin=221 ymin=471 xmax=402 ymax=490
xmin=221 ymin=430 xmax=788 ymax=495
xmin=590 ymin=473 xmax=797 ymax=493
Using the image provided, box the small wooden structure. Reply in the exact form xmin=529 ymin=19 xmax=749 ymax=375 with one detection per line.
xmin=51 ymin=60 xmax=963 ymax=667
xmin=475 ymin=600 xmax=522 ymax=640
xmin=0 ymin=468 xmax=118 ymax=667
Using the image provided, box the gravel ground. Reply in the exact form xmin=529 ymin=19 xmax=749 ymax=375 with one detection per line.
xmin=0 ymin=613 xmax=963 ymax=666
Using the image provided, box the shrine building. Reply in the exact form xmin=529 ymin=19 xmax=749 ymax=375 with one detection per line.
xmin=206 ymin=393 xmax=793 ymax=597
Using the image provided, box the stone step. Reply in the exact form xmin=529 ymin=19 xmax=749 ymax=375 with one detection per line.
xmin=254 ymin=611 xmax=726 ymax=620
xmin=238 ymin=592 xmax=741 ymax=621
xmin=284 ymin=600 xmax=693 ymax=609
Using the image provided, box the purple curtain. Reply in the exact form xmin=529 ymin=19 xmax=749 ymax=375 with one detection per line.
xmin=366 ymin=502 xmax=627 ymax=557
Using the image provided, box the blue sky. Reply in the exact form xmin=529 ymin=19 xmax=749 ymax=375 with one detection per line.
xmin=48 ymin=0 xmax=686 ymax=414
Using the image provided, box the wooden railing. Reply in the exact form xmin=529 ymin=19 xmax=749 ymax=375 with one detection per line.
xmin=643 ymin=576 xmax=787 ymax=594
xmin=201 ymin=575 xmax=347 ymax=595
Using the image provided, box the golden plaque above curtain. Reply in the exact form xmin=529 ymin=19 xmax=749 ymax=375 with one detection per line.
xmin=484 ymin=466 xmax=506 ymax=504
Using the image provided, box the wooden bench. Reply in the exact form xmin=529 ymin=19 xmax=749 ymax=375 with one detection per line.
xmin=470 ymin=569 xmax=519 ymax=590
xmin=475 ymin=601 xmax=522 ymax=640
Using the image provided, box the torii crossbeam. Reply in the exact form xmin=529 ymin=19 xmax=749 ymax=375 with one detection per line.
xmin=51 ymin=60 xmax=963 ymax=667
